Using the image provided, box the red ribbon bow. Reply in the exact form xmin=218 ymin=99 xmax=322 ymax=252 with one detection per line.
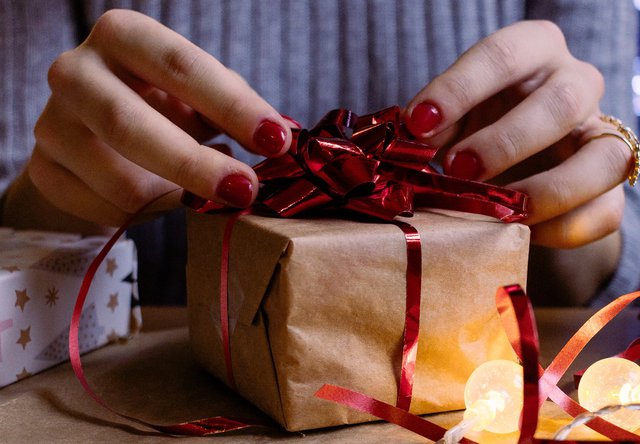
xmin=183 ymin=106 xmax=528 ymax=222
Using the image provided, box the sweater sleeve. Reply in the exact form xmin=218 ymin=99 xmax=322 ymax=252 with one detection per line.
xmin=0 ymin=0 xmax=79 ymax=194
xmin=526 ymin=0 xmax=640 ymax=305
xmin=594 ymin=183 xmax=640 ymax=307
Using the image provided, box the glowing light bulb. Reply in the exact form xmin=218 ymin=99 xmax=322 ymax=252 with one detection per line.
xmin=578 ymin=357 xmax=640 ymax=431
xmin=464 ymin=359 xmax=524 ymax=433
xmin=440 ymin=360 xmax=523 ymax=444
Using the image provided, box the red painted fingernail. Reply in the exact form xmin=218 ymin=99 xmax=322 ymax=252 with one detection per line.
xmin=216 ymin=174 xmax=254 ymax=208
xmin=448 ymin=151 xmax=483 ymax=180
xmin=407 ymin=102 xmax=442 ymax=136
xmin=254 ymin=120 xmax=286 ymax=155
xmin=281 ymin=114 xmax=302 ymax=128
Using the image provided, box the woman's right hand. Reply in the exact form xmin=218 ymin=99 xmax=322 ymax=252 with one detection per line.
xmin=26 ymin=9 xmax=292 ymax=228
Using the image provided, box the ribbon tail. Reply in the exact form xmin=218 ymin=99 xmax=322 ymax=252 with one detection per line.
xmin=407 ymin=172 xmax=528 ymax=222
xmin=154 ymin=417 xmax=266 ymax=436
xmin=69 ymin=194 xmax=270 ymax=436
xmin=315 ymin=384 xmax=478 ymax=444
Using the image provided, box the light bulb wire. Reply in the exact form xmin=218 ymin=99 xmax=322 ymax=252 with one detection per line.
xmin=553 ymin=403 xmax=640 ymax=440
xmin=438 ymin=417 xmax=478 ymax=444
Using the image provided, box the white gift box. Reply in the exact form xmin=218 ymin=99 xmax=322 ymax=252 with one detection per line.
xmin=0 ymin=229 xmax=139 ymax=388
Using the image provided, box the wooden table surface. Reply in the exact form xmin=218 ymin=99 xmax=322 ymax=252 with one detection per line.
xmin=0 ymin=306 xmax=638 ymax=443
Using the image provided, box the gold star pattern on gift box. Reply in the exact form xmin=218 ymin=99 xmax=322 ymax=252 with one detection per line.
xmin=16 ymin=326 xmax=31 ymax=350
xmin=15 ymin=367 xmax=31 ymax=381
xmin=105 ymin=258 xmax=118 ymax=277
xmin=14 ymin=289 xmax=30 ymax=311
xmin=44 ymin=287 xmax=59 ymax=307
xmin=107 ymin=293 xmax=118 ymax=312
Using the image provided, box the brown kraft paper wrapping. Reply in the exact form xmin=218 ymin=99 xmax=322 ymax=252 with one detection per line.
xmin=186 ymin=209 xmax=530 ymax=432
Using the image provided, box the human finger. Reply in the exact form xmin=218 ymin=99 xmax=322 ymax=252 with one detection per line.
xmin=84 ymin=9 xmax=291 ymax=156
xmin=509 ymin=132 xmax=633 ymax=226
xmin=137 ymin=86 xmax=221 ymax=143
xmin=529 ymin=186 xmax=624 ymax=248
xmin=28 ymin=148 xmax=132 ymax=226
xmin=404 ymin=20 xmax=568 ymax=138
xmin=34 ymin=100 xmax=177 ymax=215
xmin=47 ymin=49 xmax=258 ymax=209
xmin=442 ymin=64 xmax=603 ymax=180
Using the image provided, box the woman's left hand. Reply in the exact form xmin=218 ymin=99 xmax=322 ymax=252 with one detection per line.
xmin=404 ymin=20 xmax=634 ymax=249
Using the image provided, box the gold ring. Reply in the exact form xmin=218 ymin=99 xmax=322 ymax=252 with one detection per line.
xmin=588 ymin=114 xmax=640 ymax=187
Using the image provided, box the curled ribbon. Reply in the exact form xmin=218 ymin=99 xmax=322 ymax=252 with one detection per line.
xmin=183 ymin=106 xmax=528 ymax=223
xmin=317 ymin=286 xmax=640 ymax=443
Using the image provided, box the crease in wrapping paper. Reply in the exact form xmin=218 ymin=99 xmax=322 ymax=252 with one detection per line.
xmin=187 ymin=208 xmax=530 ymax=431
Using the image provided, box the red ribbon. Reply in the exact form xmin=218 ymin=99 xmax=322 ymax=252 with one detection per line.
xmin=68 ymin=198 xmax=267 ymax=436
xmin=316 ymin=286 xmax=640 ymax=443
xmin=535 ymin=292 xmax=640 ymax=441
xmin=184 ymin=106 xmax=528 ymax=222
xmin=393 ymin=220 xmax=422 ymax=411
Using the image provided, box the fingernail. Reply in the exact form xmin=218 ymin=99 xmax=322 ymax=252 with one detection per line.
xmin=407 ymin=102 xmax=442 ymax=136
xmin=447 ymin=151 xmax=484 ymax=180
xmin=254 ymin=120 xmax=287 ymax=155
xmin=216 ymin=174 xmax=254 ymax=208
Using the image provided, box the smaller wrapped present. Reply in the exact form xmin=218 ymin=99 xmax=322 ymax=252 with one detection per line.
xmin=0 ymin=228 xmax=139 ymax=388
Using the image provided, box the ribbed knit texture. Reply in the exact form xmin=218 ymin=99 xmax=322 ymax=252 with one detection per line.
xmin=1 ymin=0 xmax=638 ymax=304
xmin=0 ymin=1 xmax=77 ymax=192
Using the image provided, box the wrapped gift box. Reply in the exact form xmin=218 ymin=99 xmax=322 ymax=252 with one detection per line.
xmin=187 ymin=209 xmax=530 ymax=431
xmin=0 ymin=229 xmax=139 ymax=388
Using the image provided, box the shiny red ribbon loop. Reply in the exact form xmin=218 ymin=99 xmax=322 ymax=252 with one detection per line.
xmin=183 ymin=106 xmax=528 ymax=223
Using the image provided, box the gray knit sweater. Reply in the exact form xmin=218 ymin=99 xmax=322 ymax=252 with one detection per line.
xmin=1 ymin=0 xmax=638 ymax=305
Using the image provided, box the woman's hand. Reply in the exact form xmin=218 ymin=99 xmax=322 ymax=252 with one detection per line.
xmin=404 ymin=20 xmax=634 ymax=250
xmin=18 ymin=9 xmax=293 ymax=229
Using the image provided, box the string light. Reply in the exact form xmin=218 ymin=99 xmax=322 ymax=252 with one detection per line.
xmin=553 ymin=403 xmax=640 ymax=440
xmin=439 ymin=360 xmax=523 ymax=444
xmin=576 ymin=357 xmax=640 ymax=432
xmin=439 ymin=357 xmax=640 ymax=443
